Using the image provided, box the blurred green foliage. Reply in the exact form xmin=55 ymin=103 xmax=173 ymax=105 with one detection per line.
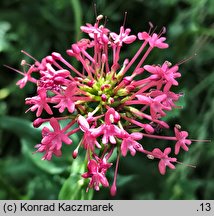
xmin=0 ymin=0 xmax=213 ymax=200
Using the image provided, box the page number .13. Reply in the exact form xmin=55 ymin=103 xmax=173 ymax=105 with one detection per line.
xmin=199 ymin=203 xmax=211 ymax=212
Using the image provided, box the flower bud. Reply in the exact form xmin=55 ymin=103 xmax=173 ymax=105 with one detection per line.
xmin=87 ymin=80 xmax=94 ymax=87
xmin=123 ymin=58 xmax=129 ymax=66
xmin=110 ymin=184 xmax=117 ymax=196
xmin=45 ymin=56 xmax=54 ymax=63
xmin=102 ymin=54 xmax=107 ymax=63
xmin=102 ymin=34 xmax=109 ymax=44
xmin=123 ymin=76 xmax=132 ymax=85
xmin=66 ymin=49 xmax=75 ymax=56
xmin=117 ymin=88 xmax=129 ymax=96
xmin=33 ymin=118 xmax=45 ymax=128
xmin=108 ymin=97 xmax=114 ymax=104
xmin=72 ymin=44 xmax=81 ymax=54
xmin=114 ymin=111 xmax=120 ymax=123
xmin=143 ymin=124 xmax=154 ymax=134
xmin=101 ymin=94 xmax=107 ymax=102
xmin=51 ymin=52 xmax=62 ymax=60
xmin=134 ymin=67 xmax=144 ymax=75
xmin=72 ymin=148 xmax=79 ymax=159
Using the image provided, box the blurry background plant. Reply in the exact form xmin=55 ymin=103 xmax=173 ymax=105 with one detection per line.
xmin=0 ymin=0 xmax=213 ymax=200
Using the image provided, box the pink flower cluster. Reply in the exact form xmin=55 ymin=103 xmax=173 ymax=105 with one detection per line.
xmin=10 ymin=15 xmax=201 ymax=195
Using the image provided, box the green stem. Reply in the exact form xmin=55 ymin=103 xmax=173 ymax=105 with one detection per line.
xmin=70 ymin=0 xmax=82 ymax=41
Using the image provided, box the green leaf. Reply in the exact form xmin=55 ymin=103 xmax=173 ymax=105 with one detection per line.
xmin=70 ymin=0 xmax=82 ymax=41
xmin=58 ymin=158 xmax=93 ymax=200
xmin=117 ymin=174 xmax=136 ymax=187
xmin=0 ymin=116 xmax=40 ymax=140
xmin=0 ymin=21 xmax=11 ymax=52
xmin=59 ymin=174 xmax=93 ymax=200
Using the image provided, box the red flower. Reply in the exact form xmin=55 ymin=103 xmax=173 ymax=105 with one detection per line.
xmin=82 ymin=158 xmax=111 ymax=191
xmin=138 ymin=32 xmax=169 ymax=49
xmin=121 ymin=131 xmax=143 ymax=156
xmin=78 ymin=115 xmax=101 ymax=151
xmin=110 ymin=26 xmax=136 ymax=46
xmin=35 ymin=118 xmax=72 ymax=160
xmin=25 ymin=88 xmax=53 ymax=117
xmin=152 ymin=147 xmax=177 ymax=175
xmin=174 ymin=127 xmax=192 ymax=155
xmin=144 ymin=62 xmax=181 ymax=91
xmin=136 ymin=94 xmax=171 ymax=119
xmin=51 ymin=84 xmax=77 ymax=113
xmin=95 ymin=108 xmax=122 ymax=145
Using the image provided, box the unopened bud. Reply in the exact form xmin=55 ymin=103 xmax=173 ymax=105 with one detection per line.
xmin=72 ymin=148 xmax=78 ymax=159
xmin=72 ymin=44 xmax=80 ymax=54
xmin=101 ymin=84 xmax=110 ymax=91
xmin=123 ymin=58 xmax=129 ymax=66
xmin=117 ymin=88 xmax=129 ymax=96
xmin=143 ymin=124 xmax=154 ymax=134
xmin=123 ymin=76 xmax=132 ymax=85
xmin=110 ymin=184 xmax=117 ymax=196
xmin=66 ymin=49 xmax=75 ymax=56
xmin=102 ymin=34 xmax=109 ymax=43
xmin=134 ymin=67 xmax=144 ymax=75
xmin=33 ymin=118 xmax=45 ymax=128
xmin=45 ymin=56 xmax=54 ymax=63
xmin=56 ymin=69 xmax=70 ymax=77
xmin=126 ymin=85 xmax=135 ymax=91
xmin=52 ymin=52 xmax=62 ymax=60
xmin=102 ymin=54 xmax=107 ymax=63
xmin=114 ymin=111 xmax=120 ymax=123
xmin=87 ymin=80 xmax=94 ymax=87
xmin=101 ymin=94 xmax=107 ymax=102
xmin=54 ymin=76 xmax=65 ymax=84
xmin=108 ymin=97 xmax=114 ymax=104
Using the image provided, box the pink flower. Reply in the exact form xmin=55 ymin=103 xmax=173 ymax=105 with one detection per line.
xmin=35 ymin=117 xmax=72 ymax=160
xmin=104 ymin=108 xmax=120 ymax=124
xmin=16 ymin=65 xmax=37 ymax=88
xmin=174 ymin=127 xmax=192 ymax=155
xmin=51 ymin=84 xmax=77 ymax=113
xmin=25 ymin=88 xmax=53 ymax=117
xmin=110 ymin=27 xmax=136 ymax=46
xmin=80 ymin=22 xmax=109 ymax=43
xmin=82 ymin=158 xmax=111 ymax=191
xmin=144 ymin=62 xmax=181 ymax=91
xmin=149 ymin=90 xmax=181 ymax=109
xmin=78 ymin=115 xmax=101 ymax=151
xmin=39 ymin=66 xmax=70 ymax=91
xmin=152 ymin=147 xmax=177 ymax=175
xmin=135 ymin=94 xmax=171 ymax=119
xmin=121 ymin=131 xmax=143 ymax=156
xmin=138 ymin=32 xmax=169 ymax=49
xmin=95 ymin=108 xmax=122 ymax=144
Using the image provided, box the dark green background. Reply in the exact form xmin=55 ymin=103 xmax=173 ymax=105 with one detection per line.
xmin=0 ymin=0 xmax=213 ymax=200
